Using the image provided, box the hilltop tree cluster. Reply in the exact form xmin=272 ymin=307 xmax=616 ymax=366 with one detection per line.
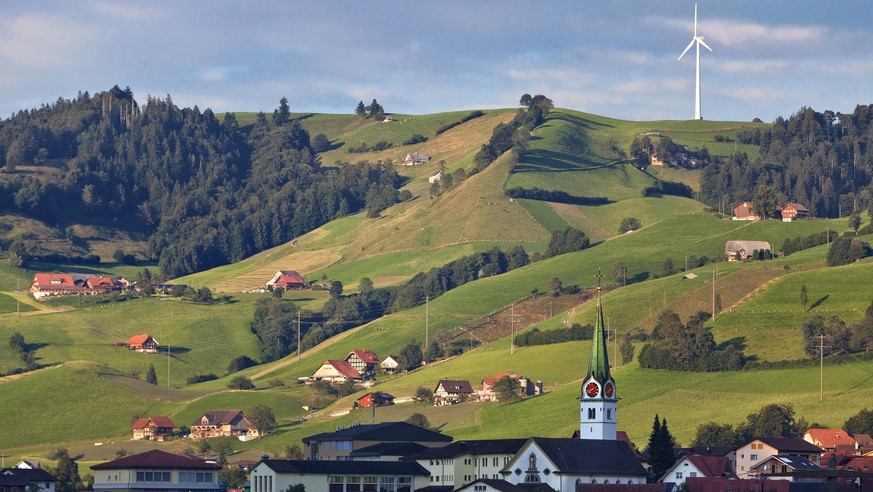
xmin=472 ymin=94 xmax=552 ymax=172
xmin=355 ymin=99 xmax=386 ymax=121
xmin=701 ymin=104 xmax=873 ymax=218
xmin=638 ymin=310 xmax=746 ymax=371
xmin=0 ymin=88 xmax=401 ymax=277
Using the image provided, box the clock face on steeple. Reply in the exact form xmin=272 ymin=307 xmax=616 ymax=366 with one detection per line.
xmin=585 ymin=382 xmax=599 ymax=398
xmin=604 ymin=382 xmax=614 ymax=398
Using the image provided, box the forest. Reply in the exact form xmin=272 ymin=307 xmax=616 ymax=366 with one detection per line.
xmin=700 ymin=104 xmax=873 ymax=218
xmin=0 ymin=87 xmax=400 ymax=276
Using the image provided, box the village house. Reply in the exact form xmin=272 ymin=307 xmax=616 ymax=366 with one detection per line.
xmin=126 ymin=334 xmax=159 ymax=354
xmin=433 ymin=379 xmax=475 ymax=405
xmin=380 ymin=355 xmax=400 ymax=373
xmin=804 ymin=428 xmax=854 ymax=453
xmin=356 ymin=391 xmax=394 ymax=408
xmin=685 ymin=477 xmax=789 ymax=492
xmin=725 ymin=240 xmax=772 ymax=262
xmin=30 ymin=273 xmax=129 ymax=300
xmin=403 ymin=438 xmax=526 ymax=489
xmin=91 ymin=449 xmax=220 ymax=492
xmin=660 ymin=454 xmax=735 ymax=486
xmin=131 ymin=416 xmax=176 ymax=441
xmin=749 ymin=455 xmax=823 ymax=481
xmin=189 ymin=410 xmax=262 ymax=441
xmin=780 ymin=202 xmax=810 ymax=221
xmin=479 ymin=372 xmax=543 ymax=402
xmin=0 ymin=467 xmax=58 ymax=492
xmin=734 ymin=438 xmax=823 ymax=478
xmin=265 ymin=270 xmax=306 ymax=290
xmin=311 ymin=360 xmax=362 ymax=383
xmin=344 ymin=350 xmax=380 ymax=379
xmin=732 ymin=202 xmax=760 ymax=221
xmin=403 ymin=152 xmax=429 ymax=166
xmin=428 ymin=171 xmax=443 ymax=183
xmin=250 ymin=459 xmax=428 ymax=492
xmin=302 ymin=421 xmax=452 ymax=461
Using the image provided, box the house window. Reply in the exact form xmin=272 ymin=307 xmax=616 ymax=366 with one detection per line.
xmin=493 ymin=457 xmax=498 ymax=466
xmin=690 ymin=472 xmax=697 ymax=477
xmin=328 ymin=476 xmax=344 ymax=492
xmin=363 ymin=476 xmax=378 ymax=491
xmin=751 ymin=455 xmax=757 ymax=461
xmin=676 ymin=472 xmax=683 ymax=479
xmin=588 ymin=408 xmax=595 ymax=419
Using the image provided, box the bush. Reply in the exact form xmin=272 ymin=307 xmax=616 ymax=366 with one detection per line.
xmin=311 ymin=133 xmax=331 ymax=153
xmin=227 ymin=355 xmax=258 ymax=374
xmin=186 ymin=374 xmax=218 ymax=384
xmin=403 ymin=134 xmax=428 ymax=145
xmin=228 ymin=376 xmax=255 ymax=390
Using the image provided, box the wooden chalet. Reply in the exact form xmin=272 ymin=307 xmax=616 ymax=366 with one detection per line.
xmin=403 ymin=152 xmax=429 ymax=166
xmin=479 ymin=372 xmax=542 ymax=401
xmin=190 ymin=410 xmax=262 ymax=441
xmin=433 ymin=379 xmax=474 ymax=405
xmin=725 ymin=240 xmax=771 ymax=262
xmin=356 ymin=391 xmax=395 ymax=408
xmin=132 ymin=416 xmax=176 ymax=441
xmin=781 ymin=202 xmax=810 ymax=221
xmin=344 ymin=349 xmax=380 ymax=378
xmin=30 ymin=273 xmax=128 ymax=300
xmin=127 ymin=334 xmax=159 ymax=354
xmin=380 ymin=355 xmax=399 ymax=373
xmin=265 ymin=270 xmax=306 ymax=290
xmin=732 ymin=202 xmax=760 ymax=221
xmin=311 ymin=360 xmax=362 ymax=383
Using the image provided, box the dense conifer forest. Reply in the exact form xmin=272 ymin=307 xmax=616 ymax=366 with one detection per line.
xmin=0 ymin=87 xmax=400 ymax=276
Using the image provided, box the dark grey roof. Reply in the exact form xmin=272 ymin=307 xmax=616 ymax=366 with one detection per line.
xmin=349 ymin=441 xmax=428 ymax=458
xmin=0 ymin=468 xmax=58 ymax=486
xmin=302 ymin=421 xmax=451 ymax=443
xmin=756 ymin=455 xmax=822 ymax=471
xmin=461 ymin=479 xmax=542 ymax=491
xmin=258 ymin=459 xmax=428 ymax=476
xmin=405 ymin=439 xmax=527 ymax=460
xmin=525 ymin=438 xmax=647 ymax=476
xmin=753 ymin=438 xmax=824 ymax=454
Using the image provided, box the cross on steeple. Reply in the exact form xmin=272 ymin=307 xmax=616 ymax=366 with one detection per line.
xmin=595 ymin=268 xmax=604 ymax=290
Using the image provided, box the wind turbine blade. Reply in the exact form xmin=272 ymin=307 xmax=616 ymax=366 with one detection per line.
xmin=678 ymin=39 xmax=695 ymax=61
xmin=694 ymin=3 xmax=698 ymax=37
xmin=699 ymin=38 xmax=713 ymax=52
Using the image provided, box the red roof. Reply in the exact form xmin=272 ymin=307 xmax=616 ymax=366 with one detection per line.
xmin=127 ymin=334 xmax=153 ymax=347
xmin=483 ymin=372 xmax=521 ymax=385
xmin=806 ymin=428 xmax=853 ymax=449
xmin=349 ymin=349 xmax=380 ymax=364
xmin=132 ymin=416 xmax=176 ymax=429
xmin=685 ymin=455 xmax=734 ymax=478
xmin=92 ymin=449 xmax=219 ymax=470
xmin=322 ymin=360 xmax=362 ymax=379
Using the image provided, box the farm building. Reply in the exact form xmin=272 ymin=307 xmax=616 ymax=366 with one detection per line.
xmin=190 ymin=410 xmax=263 ymax=441
xmin=311 ymin=360 xmax=362 ymax=383
xmin=403 ymin=152 xmax=429 ymax=166
xmin=428 ymin=171 xmax=443 ymax=183
xmin=131 ymin=416 xmax=176 ymax=441
xmin=30 ymin=273 xmax=129 ymax=300
xmin=380 ymin=355 xmax=399 ymax=373
xmin=433 ymin=379 xmax=474 ymax=405
xmin=127 ymin=334 xmax=159 ymax=353
xmin=266 ymin=270 xmax=306 ymax=290
xmin=732 ymin=202 xmax=760 ymax=221
xmin=780 ymin=202 xmax=809 ymax=221
xmin=479 ymin=372 xmax=542 ymax=402
xmin=356 ymin=391 xmax=395 ymax=408
xmin=725 ymin=241 xmax=771 ymax=262
xmin=344 ymin=350 xmax=380 ymax=379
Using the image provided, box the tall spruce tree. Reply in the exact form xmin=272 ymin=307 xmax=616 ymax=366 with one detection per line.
xmin=647 ymin=414 xmax=677 ymax=480
xmin=145 ymin=363 xmax=158 ymax=385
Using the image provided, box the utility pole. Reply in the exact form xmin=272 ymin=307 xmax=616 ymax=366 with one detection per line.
xmin=818 ymin=334 xmax=830 ymax=402
xmin=17 ymin=278 xmax=20 ymax=317
xmin=167 ymin=344 xmax=171 ymax=388
xmin=510 ymin=303 xmax=515 ymax=355
xmin=425 ymin=296 xmax=430 ymax=353
xmin=297 ymin=310 xmax=301 ymax=361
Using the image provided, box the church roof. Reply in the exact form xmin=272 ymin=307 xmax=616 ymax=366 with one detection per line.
xmin=523 ymin=438 xmax=647 ymax=476
xmin=586 ymin=287 xmax=611 ymax=383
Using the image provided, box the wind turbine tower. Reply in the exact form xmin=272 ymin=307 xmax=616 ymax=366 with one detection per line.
xmin=678 ymin=3 xmax=712 ymax=120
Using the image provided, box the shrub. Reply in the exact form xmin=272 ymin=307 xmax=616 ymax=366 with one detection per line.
xmin=227 ymin=355 xmax=258 ymax=374
xmin=228 ymin=376 xmax=255 ymax=390
xmin=186 ymin=373 xmax=218 ymax=384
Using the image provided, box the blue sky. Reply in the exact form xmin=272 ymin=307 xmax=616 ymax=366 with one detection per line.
xmin=1 ymin=1 xmax=871 ymax=122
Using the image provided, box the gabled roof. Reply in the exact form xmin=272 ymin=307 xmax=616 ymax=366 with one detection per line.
xmin=348 ymin=349 xmax=380 ymax=364
xmin=483 ymin=372 xmax=522 ymax=385
xmin=457 ymin=479 xmax=538 ymax=491
xmin=132 ymin=416 xmax=176 ymax=429
xmin=191 ymin=410 xmax=249 ymax=429
xmin=435 ymin=379 xmax=474 ymax=394
xmin=748 ymin=438 xmax=823 ymax=454
xmin=302 ymin=421 xmax=452 ymax=443
xmin=783 ymin=202 xmax=809 ymax=212
xmin=725 ymin=240 xmax=772 ymax=253
xmin=805 ymin=429 xmax=853 ymax=449
xmin=317 ymin=360 xmax=362 ymax=379
xmin=0 ymin=468 xmax=58 ymax=486
xmin=684 ymin=455 xmax=734 ymax=477
xmin=92 ymin=450 xmax=219 ymax=470
xmin=356 ymin=391 xmax=394 ymax=402
xmin=752 ymin=455 xmax=821 ymax=472
xmin=405 ymin=439 xmax=527 ymax=460
xmin=256 ymin=459 xmax=429 ymax=476
xmin=127 ymin=334 xmax=155 ymax=346
xmin=515 ymin=438 xmax=647 ymax=476
xmin=349 ymin=442 xmax=428 ymax=459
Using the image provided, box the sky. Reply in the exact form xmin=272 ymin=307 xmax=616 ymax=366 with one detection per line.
xmin=0 ymin=1 xmax=871 ymax=122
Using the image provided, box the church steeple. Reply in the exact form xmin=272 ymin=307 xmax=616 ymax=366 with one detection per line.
xmin=580 ymin=271 xmax=617 ymax=440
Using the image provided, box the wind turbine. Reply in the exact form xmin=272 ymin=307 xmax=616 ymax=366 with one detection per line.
xmin=678 ymin=3 xmax=712 ymax=120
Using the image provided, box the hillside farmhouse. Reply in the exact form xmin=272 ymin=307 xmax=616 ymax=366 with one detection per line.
xmin=189 ymin=410 xmax=263 ymax=441
xmin=91 ymin=449 xmax=220 ymax=492
xmin=30 ymin=273 xmax=129 ymax=300
xmin=380 ymin=355 xmax=399 ymax=373
xmin=780 ymin=202 xmax=809 ymax=221
xmin=266 ymin=270 xmax=306 ymax=290
xmin=479 ymin=372 xmax=543 ymax=402
xmin=725 ymin=240 xmax=771 ymax=262
xmin=433 ymin=379 xmax=475 ymax=405
xmin=131 ymin=416 xmax=176 ymax=440
xmin=428 ymin=171 xmax=443 ymax=183
xmin=356 ymin=391 xmax=395 ymax=408
xmin=311 ymin=360 xmax=362 ymax=383
xmin=345 ymin=349 xmax=380 ymax=379
xmin=732 ymin=202 xmax=760 ymax=221
xmin=126 ymin=334 xmax=159 ymax=353
xmin=403 ymin=152 xmax=429 ymax=166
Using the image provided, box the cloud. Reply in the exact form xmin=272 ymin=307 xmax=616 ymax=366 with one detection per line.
xmin=719 ymin=86 xmax=784 ymax=102
xmin=653 ymin=16 xmax=826 ymax=47
xmin=0 ymin=13 xmax=103 ymax=70
xmin=615 ymin=78 xmax=687 ymax=95
xmin=718 ymin=59 xmax=789 ymax=73
xmin=199 ymin=67 xmax=230 ymax=82
xmin=90 ymin=2 xmax=166 ymax=22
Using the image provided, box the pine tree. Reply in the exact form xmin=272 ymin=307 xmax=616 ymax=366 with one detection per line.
xmin=145 ymin=363 xmax=157 ymax=385
xmin=355 ymin=101 xmax=367 ymax=117
xmin=647 ymin=415 xmax=677 ymax=480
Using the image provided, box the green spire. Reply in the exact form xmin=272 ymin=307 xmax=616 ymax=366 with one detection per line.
xmin=586 ymin=284 xmax=611 ymax=382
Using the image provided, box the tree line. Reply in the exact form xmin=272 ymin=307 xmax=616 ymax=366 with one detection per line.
xmin=0 ymin=88 xmax=401 ymax=277
xmin=638 ymin=310 xmax=747 ymax=371
xmin=701 ymin=104 xmax=873 ymax=218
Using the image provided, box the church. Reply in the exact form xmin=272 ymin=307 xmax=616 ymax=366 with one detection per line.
xmin=497 ymin=284 xmax=649 ymax=489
